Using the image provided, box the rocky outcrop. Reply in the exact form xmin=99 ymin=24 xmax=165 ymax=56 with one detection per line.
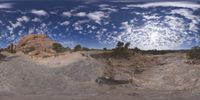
xmin=7 ymin=43 xmax=17 ymax=53
xmin=17 ymin=34 xmax=56 ymax=57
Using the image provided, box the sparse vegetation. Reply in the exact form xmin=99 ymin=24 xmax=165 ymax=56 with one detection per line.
xmin=52 ymin=43 xmax=66 ymax=53
xmin=65 ymin=47 xmax=71 ymax=51
xmin=112 ymin=41 xmax=132 ymax=59
xmin=82 ymin=47 xmax=90 ymax=51
xmin=132 ymin=47 xmax=141 ymax=53
xmin=74 ymin=44 xmax=82 ymax=51
xmin=187 ymin=46 xmax=200 ymax=59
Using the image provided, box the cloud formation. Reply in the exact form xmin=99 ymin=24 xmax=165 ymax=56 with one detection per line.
xmin=0 ymin=1 xmax=200 ymax=49
xmin=0 ymin=3 xmax=12 ymax=9
xmin=31 ymin=10 xmax=48 ymax=16
xmin=124 ymin=2 xmax=200 ymax=9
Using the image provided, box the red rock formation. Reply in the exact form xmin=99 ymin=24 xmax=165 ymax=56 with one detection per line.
xmin=17 ymin=34 xmax=56 ymax=57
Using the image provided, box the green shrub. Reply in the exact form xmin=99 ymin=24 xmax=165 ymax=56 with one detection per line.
xmin=74 ymin=44 xmax=82 ymax=51
xmin=52 ymin=43 xmax=66 ymax=53
xmin=112 ymin=41 xmax=131 ymax=59
xmin=187 ymin=46 xmax=200 ymax=59
xmin=82 ymin=47 xmax=90 ymax=51
xmin=65 ymin=47 xmax=71 ymax=51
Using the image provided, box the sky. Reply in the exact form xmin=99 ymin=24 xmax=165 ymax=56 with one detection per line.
xmin=0 ymin=0 xmax=200 ymax=50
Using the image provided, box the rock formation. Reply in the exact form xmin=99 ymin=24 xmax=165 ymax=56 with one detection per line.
xmin=17 ymin=34 xmax=56 ymax=57
xmin=7 ymin=43 xmax=17 ymax=53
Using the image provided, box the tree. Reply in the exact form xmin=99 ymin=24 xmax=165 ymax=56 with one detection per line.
xmin=133 ymin=47 xmax=140 ymax=53
xmin=52 ymin=43 xmax=66 ymax=53
xmin=103 ymin=48 xmax=107 ymax=51
xmin=74 ymin=44 xmax=82 ymax=51
xmin=125 ymin=42 xmax=130 ymax=49
xmin=112 ymin=41 xmax=131 ymax=59
xmin=117 ymin=41 xmax=124 ymax=48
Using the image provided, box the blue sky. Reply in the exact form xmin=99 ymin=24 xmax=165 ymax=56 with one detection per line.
xmin=0 ymin=0 xmax=200 ymax=50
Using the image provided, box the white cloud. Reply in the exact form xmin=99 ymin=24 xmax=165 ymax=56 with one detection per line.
xmin=87 ymin=11 xmax=107 ymax=24
xmin=62 ymin=11 xmax=72 ymax=17
xmin=169 ymin=9 xmax=200 ymax=32
xmin=60 ymin=41 xmax=76 ymax=48
xmin=17 ymin=16 xmax=29 ymax=22
xmin=80 ymin=20 xmax=91 ymax=24
xmin=50 ymin=11 xmax=57 ymax=14
xmin=32 ymin=18 xmax=41 ymax=22
xmin=0 ymin=3 xmax=12 ymax=9
xmin=100 ymin=7 xmax=117 ymax=12
xmin=6 ymin=16 xmax=30 ymax=35
xmin=75 ymin=12 xmax=87 ymax=17
xmin=125 ymin=2 xmax=200 ymax=9
xmin=12 ymin=22 xmax=22 ymax=28
xmin=143 ymin=14 xmax=160 ymax=20
xmin=31 ymin=10 xmax=48 ymax=16
xmin=25 ymin=23 xmax=50 ymax=34
xmin=74 ymin=11 xmax=108 ymax=24
xmin=98 ymin=4 xmax=109 ymax=8
xmin=60 ymin=21 xmax=70 ymax=26
xmin=114 ymin=12 xmax=200 ymax=50
xmin=6 ymin=26 xmax=14 ymax=33
xmin=98 ymin=4 xmax=117 ymax=12
xmin=74 ymin=23 xmax=83 ymax=31
xmin=96 ymin=7 xmax=200 ymax=50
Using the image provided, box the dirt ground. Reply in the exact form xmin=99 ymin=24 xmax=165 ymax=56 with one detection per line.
xmin=0 ymin=51 xmax=200 ymax=100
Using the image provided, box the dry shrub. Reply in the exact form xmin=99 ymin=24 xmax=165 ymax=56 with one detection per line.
xmin=187 ymin=46 xmax=200 ymax=60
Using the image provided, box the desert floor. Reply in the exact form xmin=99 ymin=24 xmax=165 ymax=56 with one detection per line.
xmin=0 ymin=51 xmax=200 ymax=100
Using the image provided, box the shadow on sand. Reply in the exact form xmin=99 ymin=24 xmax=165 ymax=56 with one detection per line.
xmin=95 ymin=77 xmax=129 ymax=85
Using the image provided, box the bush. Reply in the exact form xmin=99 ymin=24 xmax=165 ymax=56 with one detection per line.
xmin=132 ymin=47 xmax=141 ymax=53
xmin=82 ymin=47 xmax=90 ymax=51
xmin=187 ymin=46 xmax=200 ymax=59
xmin=65 ymin=47 xmax=71 ymax=51
xmin=112 ymin=41 xmax=131 ymax=59
xmin=74 ymin=44 xmax=82 ymax=51
xmin=52 ymin=43 xmax=66 ymax=53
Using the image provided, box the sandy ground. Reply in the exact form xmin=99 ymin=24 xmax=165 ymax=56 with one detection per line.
xmin=32 ymin=52 xmax=87 ymax=68
xmin=0 ymin=52 xmax=200 ymax=100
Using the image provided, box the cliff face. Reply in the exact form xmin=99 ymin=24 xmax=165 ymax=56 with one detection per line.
xmin=17 ymin=34 xmax=56 ymax=57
